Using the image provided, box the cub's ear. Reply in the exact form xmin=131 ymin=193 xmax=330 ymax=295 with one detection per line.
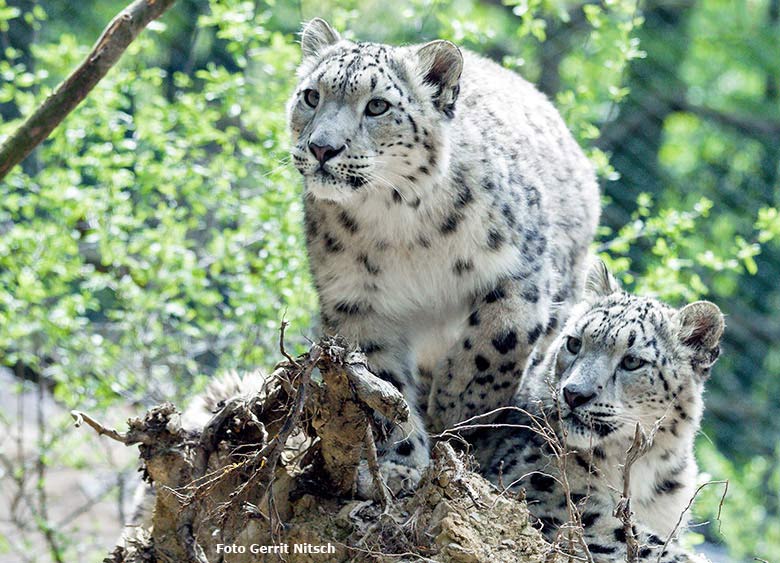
xmin=416 ymin=40 xmax=463 ymax=116
xmin=676 ymin=301 xmax=724 ymax=349
xmin=676 ymin=301 xmax=724 ymax=378
xmin=584 ymin=258 xmax=621 ymax=300
xmin=301 ymin=18 xmax=341 ymax=59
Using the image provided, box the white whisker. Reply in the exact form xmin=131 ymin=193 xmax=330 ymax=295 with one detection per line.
xmin=262 ymin=156 xmax=294 ymax=178
xmin=379 ymin=171 xmax=423 ymax=201
xmin=364 ymin=171 xmax=411 ymax=202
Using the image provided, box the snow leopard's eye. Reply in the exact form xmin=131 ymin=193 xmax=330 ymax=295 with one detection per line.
xmin=620 ymin=354 xmax=646 ymax=371
xmin=565 ymin=336 xmax=582 ymax=354
xmin=303 ymin=89 xmax=320 ymax=108
xmin=365 ymin=98 xmax=390 ymax=116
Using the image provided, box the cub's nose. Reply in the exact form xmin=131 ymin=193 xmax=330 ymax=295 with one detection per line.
xmin=309 ymin=142 xmax=344 ymax=165
xmin=563 ymin=385 xmax=596 ymax=410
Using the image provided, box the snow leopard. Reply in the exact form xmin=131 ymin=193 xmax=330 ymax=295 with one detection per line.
xmin=287 ymin=18 xmax=600 ymax=496
xmin=483 ymin=260 xmax=724 ymax=562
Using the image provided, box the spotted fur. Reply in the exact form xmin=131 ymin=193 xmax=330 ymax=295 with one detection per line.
xmin=288 ymin=18 xmax=600 ymax=495
xmin=483 ymin=261 xmax=723 ymax=562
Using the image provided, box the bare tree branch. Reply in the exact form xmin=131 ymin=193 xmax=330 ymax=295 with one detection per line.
xmin=0 ymin=0 xmax=179 ymax=181
xmin=657 ymin=479 xmax=729 ymax=563
xmin=679 ymin=100 xmax=780 ymax=138
xmin=614 ymin=423 xmax=653 ymax=562
xmin=364 ymin=425 xmax=393 ymax=509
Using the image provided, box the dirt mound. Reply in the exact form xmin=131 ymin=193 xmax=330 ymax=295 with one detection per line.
xmin=79 ymin=336 xmax=548 ymax=563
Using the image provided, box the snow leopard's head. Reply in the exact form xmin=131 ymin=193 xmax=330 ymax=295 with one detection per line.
xmin=287 ymin=18 xmax=462 ymax=203
xmin=546 ymin=260 xmax=724 ymax=451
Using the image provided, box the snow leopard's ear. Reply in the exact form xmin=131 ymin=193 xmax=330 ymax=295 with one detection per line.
xmin=675 ymin=301 xmax=724 ymax=379
xmin=300 ymin=18 xmax=341 ymax=59
xmin=583 ymin=258 xmax=621 ymax=300
xmin=677 ymin=301 xmax=724 ymax=349
xmin=416 ymin=40 xmax=463 ymax=117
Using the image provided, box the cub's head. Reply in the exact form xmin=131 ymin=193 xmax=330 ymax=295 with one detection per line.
xmin=287 ymin=18 xmax=462 ymax=203
xmin=547 ymin=260 xmax=724 ymax=450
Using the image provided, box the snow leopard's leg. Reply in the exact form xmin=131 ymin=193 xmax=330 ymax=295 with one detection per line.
xmin=358 ymin=347 xmax=429 ymax=497
xmin=321 ymin=311 xmax=429 ymax=498
xmin=427 ymin=274 xmax=555 ymax=433
xmin=512 ymin=483 xmax=705 ymax=563
xmin=532 ymin=487 xmax=707 ymax=563
xmin=356 ymin=337 xmax=429 ymax=497
xmin=581 ymin=523 xmax=708 ymax=563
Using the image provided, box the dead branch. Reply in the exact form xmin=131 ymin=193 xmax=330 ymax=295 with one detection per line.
xmin=71 ymin=409 xmax=162 ymax=446
xmin=312 ymin=343 xmax=381 ymax=495
xmin=0 ymin=0 xmax=179 ymax=181
xmin=364 ymin=425 xmax=393 ymax=509
xmin=656 ymin=479 xmax=729 ymax=563
xmin=71 ymin=411 xmax=132 ymax=444
xmin=343 ymin=351 xmax=408 ymax=422
xmin=614 ymin=423 xmax=653 ymax=563
xmin=279 ymin=319 xmax=300 ymax=367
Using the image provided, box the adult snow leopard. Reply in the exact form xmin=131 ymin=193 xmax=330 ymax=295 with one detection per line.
xmin=485 ymin=261 xmax=724 ymax=562
xmin=287 ymin=18 xmax=600 ymax=495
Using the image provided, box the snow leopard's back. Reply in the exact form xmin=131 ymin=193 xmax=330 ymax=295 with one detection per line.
xmin=451 ymin=49 xmax=600 ymax=303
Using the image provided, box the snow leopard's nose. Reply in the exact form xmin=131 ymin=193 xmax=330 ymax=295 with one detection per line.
xmin=563 ymin=384 xmax=596 ymax=410
xmin=309 ymin=142 xmax=344 ymax=164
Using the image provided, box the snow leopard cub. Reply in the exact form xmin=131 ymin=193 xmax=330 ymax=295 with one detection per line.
xmin=287 ymin=18 xmax=600 ymax=496
xmin=484 ymin=261 xmax=724 ymax=562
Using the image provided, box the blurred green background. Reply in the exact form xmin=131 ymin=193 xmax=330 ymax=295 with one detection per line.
xmin=0 ymin=0 xmax=778 ymax=561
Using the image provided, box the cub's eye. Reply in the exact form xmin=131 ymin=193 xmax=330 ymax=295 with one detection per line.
xmin=620 ymin=355 xmax=646 ymax=371
xmin=365 ymin=98 xmax=390 ymax=116
xmin=566 ymin=336 xmax=582 ymax=354
xmin=303 ymin=89 xmax=320 ymax=108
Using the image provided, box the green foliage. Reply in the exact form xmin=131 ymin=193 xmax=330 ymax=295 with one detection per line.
xmin=598 ymin=193 xmax=774 ymax=302
xmin=695 ymin=442 xmax=780 ymax=560
xmin=1 ymin=2 xmax=316 ymax=413
xmin=555 ymin=0 xmax=644 ymax=177
xmin=0 ymin=1 xmax=21 ymax=32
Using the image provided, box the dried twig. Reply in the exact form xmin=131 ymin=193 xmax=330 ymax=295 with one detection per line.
xmin=656 ymin=479 xmax=729 ymax=563
xmin=546 ymin=400 xmax=594 ymax=563
xmin=71 ymin=410 xmax=131 ymax=444
xmin=446 ymin=396 xmax=594 ymax=562
xmin=279 ymin=319 xmax=300 ymax=368
xmin=364 ymin=425 xmax=393 ymax=509
xmin=614 ymin=423 xmax=653 ymax=562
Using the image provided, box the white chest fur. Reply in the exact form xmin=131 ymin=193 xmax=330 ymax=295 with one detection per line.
xmin=310 ymin=189 xmax=523 ymax=321
xmin=595 ymin=448 xmax=697 ymax=538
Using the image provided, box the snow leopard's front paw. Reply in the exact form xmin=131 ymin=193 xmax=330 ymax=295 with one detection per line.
xmin=356 ymin=459 xmax=423 ymax=500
